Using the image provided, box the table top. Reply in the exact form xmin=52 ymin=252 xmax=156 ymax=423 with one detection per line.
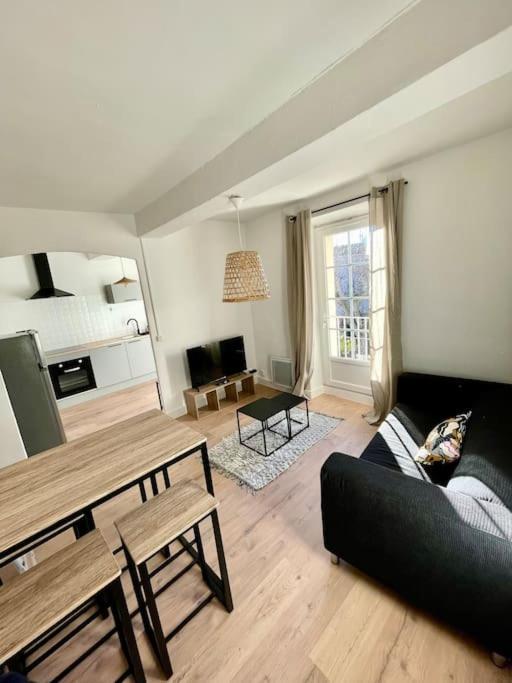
xmin=238 ymin=392 xmax=306 ymax=421
xmin=0 ymin=409 xmax=206 ymax=557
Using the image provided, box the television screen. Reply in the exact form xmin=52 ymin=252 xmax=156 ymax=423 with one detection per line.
xmin=220 ymin=335 xmax=246 ymax=377
xmin=186 ymin=342 xmax=223 ymax=389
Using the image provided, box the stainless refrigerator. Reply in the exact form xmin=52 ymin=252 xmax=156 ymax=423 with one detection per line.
xmin=0 ymin=331 xmax=66 ymax=456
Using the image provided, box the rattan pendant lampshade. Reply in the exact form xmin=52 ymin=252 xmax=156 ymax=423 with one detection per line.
xmin=222 ymin=196 xmax=270 ymax=303
xmin=114 ymin=257 xmax=137 ymax=286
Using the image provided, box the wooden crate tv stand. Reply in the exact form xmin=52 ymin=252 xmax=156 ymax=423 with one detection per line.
xmin=183 ymin=372 xmax=255 ymax=419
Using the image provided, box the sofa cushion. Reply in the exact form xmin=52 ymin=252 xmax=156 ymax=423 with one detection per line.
xmin=360 ymin=408 xmax=432 ymax=483
xmin=360 ymin=405 xmax=460 ymax=485
xmin=448 ymin=384 xmax=512 ymax=510
xmin=415 ymin=412 xmax=471 ymax=465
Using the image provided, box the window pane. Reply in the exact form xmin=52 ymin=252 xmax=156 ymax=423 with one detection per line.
xmin=350 ymin=227 xmax=369 ymax=263
xmin=328 ymin=328 xmax=339 ymax=356
xmin=332 ymin=231 xmax=349 ymax=265
xmin=325 ymin=268 xmax=336 ymax=299
xmin=352 ymin=264 xmax=369 ymax=296
xmin=324 ymin=234 xmax=334 ymax=268
xmin=334 ymin=265 xmax=350 ymax=297
xmin=323 ymin=224 xmax=370 ymax=361
xmin=354 ymin=298 xmax=369 ymax=317
xmin=335 ymin=299 xmax=351 ymax=317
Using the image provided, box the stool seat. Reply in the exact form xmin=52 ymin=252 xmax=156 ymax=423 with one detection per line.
xmin=0 ymin=530 xmax=120 ymax=665
xmin=115 ymin=480 xmax=218 ymax=565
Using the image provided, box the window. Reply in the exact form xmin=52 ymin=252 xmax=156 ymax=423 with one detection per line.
xmin=323 ymin=223 xmax=370 ymax=361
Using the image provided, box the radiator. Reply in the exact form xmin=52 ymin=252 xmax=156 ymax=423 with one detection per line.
xmin=270 ymin=357 xmax=293 ymax=389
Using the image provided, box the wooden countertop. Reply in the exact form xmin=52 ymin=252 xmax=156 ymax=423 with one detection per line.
xmin=45 ymin=334 xmax=149 ymax=359
xmin=0 ymin=409 xmax=206 ymax=557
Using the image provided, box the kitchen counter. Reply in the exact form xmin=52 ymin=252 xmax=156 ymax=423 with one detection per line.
xmin=45 ymin=334 xmax=148 ymax=360
xmin=45 ymin=333 xmax=157 ymax=407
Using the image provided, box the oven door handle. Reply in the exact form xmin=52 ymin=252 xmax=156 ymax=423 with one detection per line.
xmin=63 ymin=367 xmax=82 ymax=373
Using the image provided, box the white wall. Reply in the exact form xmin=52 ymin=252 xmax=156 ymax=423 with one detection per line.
xmin=244 ymin=210 xmax=291 ymax=383
xmin=398 ymin=127 xmax=512 ymax=382
xmin=142 ymin=220 xmax=257 ymax=415
xmin=245 ymin=126 xmax=512 ymax=397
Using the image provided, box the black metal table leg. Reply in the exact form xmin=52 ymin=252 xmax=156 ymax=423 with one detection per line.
xmin=139 ymin=480 xmax=147 ymax=503
xmin=150 ymin=473 xmax=159 ymax=497
xmin=211 ymin=509 xmax=234 ymax=612
xmin=193 ymin=523 xmax=208 ymax=585
xmin=108 ymin=577 xmax=147 ymax=683
xmin=236 ymin=409 xmax=242 ymax=444
xmin=76 ymin=509 xmax=109 ymax=620
xmin=139 ymin=562 xmax=173 ymax=678
xmin=125 ymin=550 xmax=159 ymax=657
xmin=160 ymin=468 xmax=172 ymax=558
xmin=200 ymin=442 xmax=215 ymax=495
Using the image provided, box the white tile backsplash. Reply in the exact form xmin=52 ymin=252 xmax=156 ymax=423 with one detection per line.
xmin=1 ymin=296 xmax=148 ymax=352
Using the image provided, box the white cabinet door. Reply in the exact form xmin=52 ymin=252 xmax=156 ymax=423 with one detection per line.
xmin=90 ymin=343 xmax=131 ymax=388
xmin=126 ymin=337 xmax=156 ymax=378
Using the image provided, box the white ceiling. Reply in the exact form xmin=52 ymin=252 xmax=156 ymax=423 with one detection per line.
xmin=0 ymin=0 xmax=414 ymax=213
xmin=214 ymin=69 xmax=512 ymax=222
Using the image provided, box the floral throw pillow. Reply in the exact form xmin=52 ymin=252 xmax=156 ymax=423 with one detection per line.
xmin=414 ymin=412 xmax=472 ymax=465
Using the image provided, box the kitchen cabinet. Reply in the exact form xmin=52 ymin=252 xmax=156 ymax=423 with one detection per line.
xmin=126 ymin=336 xmax=156 ymax=378
xmin=105 ymin=282 xmax=142 ymax=304
xmin=90 ymin=342 xmax=131 ymax=388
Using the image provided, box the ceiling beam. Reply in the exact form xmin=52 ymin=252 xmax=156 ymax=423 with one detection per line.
xmin=136 ymin=0 xmax=512 ymax=237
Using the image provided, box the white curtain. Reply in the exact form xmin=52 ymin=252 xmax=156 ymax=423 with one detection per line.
xmin=365 ymin=180 xmax=405 ymax=424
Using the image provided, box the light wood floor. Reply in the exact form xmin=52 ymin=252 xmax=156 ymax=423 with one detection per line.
xmin=25 ymin=384 xmax=511 ymax=681
xmin=60 ymin=381 xmax=161 ymax=441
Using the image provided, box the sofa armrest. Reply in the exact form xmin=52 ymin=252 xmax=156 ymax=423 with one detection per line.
xmin=321 ymin=452 xmax=512 ymax=656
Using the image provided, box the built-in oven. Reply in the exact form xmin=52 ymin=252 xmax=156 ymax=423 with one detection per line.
xmin=49 ymin=356 xmax=97 ymax=399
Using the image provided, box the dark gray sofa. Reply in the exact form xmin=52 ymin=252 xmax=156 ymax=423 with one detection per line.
xmin=320 ymin=372 xmax=512 ymax=659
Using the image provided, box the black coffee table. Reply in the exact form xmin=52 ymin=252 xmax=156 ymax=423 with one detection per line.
xmin=236 ymin=392 xmax=310 ymax=457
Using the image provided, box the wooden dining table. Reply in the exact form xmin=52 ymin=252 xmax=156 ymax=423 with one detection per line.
xmin=0 ymin=409 xmax=211 ymax=564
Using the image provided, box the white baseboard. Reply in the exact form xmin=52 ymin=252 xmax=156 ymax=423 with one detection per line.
xmin=321 ymin=384 xmax=373 ymax=405
xmin=309 ymin=385 xmax=325 ymax=399
xmin=256 ymin=375 xmax=292 ymax=392
xmin=167 ymin=405 xmax=188 ymax=419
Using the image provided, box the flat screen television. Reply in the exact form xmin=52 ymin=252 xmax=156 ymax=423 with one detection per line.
xmin=186 ymin=335 xmax=246 ymax=389
xmin=220 ymin=335 xmax=246 ymax=377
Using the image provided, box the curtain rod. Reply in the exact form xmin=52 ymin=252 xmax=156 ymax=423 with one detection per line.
xmin=311 ymin=181 xmax=408 ymax=216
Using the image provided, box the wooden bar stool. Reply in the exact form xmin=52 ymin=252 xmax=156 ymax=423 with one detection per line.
xmin=115 ymin=480 xmax=233 ymax=679
xmin=0 ymin=530 xmax=145 ymax=683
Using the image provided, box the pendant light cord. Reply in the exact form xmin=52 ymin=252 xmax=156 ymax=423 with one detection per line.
xmin=236 ymin=205 xmax=244 ymax=249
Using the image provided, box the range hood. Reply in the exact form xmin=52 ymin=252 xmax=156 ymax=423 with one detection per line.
xmin=29 ymin=253 xmax=74 ymax=299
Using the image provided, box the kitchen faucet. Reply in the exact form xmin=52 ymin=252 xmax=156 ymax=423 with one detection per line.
xmin=127 ymin=318 xmax=141 ymax=335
